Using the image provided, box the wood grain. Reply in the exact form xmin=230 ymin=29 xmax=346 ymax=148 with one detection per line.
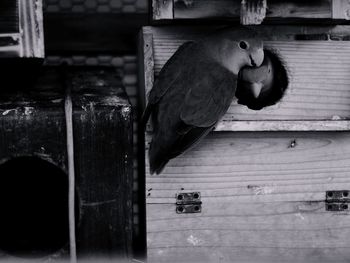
xmin=143 ymin=26 xmax=350 ymax=123
xmin=146 ymin=132 xmax=350 ymax=262
xmin=172 ymin=0 xmax=333 ymax=21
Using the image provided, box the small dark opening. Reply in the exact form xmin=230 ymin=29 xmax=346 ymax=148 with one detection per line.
xmin=236 ymin=49 xmax=289 ymax=111
xmin=0 ymin=156 xmax=69 ymax=258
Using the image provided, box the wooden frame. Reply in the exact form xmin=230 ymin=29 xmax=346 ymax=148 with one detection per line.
xmin=139 ymin=25 xmax=350 ymax=262
xmin=0 ymin=0 xmax=44 ymax=58
xmin=152 ymin=0 xmax=350 ymax=23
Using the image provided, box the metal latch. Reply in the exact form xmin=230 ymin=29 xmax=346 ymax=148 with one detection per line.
xmin=176 ymin=192 xmax=202 ymax=214
xmin=326 ymin=190 xmax=349 ymax=211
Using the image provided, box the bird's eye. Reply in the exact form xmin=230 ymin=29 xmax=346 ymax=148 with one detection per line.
xmin=239 ymin=41 xmax=248 ymax=50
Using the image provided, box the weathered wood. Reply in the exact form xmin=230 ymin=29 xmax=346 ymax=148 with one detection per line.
xmin=141 ymin=26 xmax=350 ymax=126
xmin=240 ymin=0 xmax=267 ymax=25
xmin=153 ymin=0 xmax=173 ymax=20
xmin=168 ymin=0 xmax=336 ymax=22
xmin=215 ymin=120 xmax=350 ymax=131
xmin=146 ymin=131 xmax=350 ymax=263
xmin=0 ymin=68 xmax=133 ymax=260
xmin=332 ymin=0 xmax=350 ymax=19
xmin=69 ymin=68 xmax=133 ymax=259
xmin=0 ymin=0 xmax=44 ymax=58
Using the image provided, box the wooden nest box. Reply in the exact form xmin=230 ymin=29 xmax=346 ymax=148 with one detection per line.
xmin=140 ymin=1 xmax=350 ymax=262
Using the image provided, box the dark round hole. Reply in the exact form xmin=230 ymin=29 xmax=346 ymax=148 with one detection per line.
xmin=239 ymin=41 xmax=248 ymax=50
xmin=0 ymin=156 xmax=71 ymax=258
xmin=194 ymin=206 xmax=200 ymax=212
xmin=327 ymin=204 xmax=333 ymax=210
xmin=342 ymin=204 xmax=348 ymax=210
xmin=327 ymin=192 xmax=333 ymax=198
xmin=236 ymin=49 xmax=289 ymax=111
xmin=343 ymin=191 xmax=349 ymax=197
xmin=177 ymin=194 xmax=183 ymax=200
xmin=177 ymin=206 xmax=184 ymax=213
xmin=193 ymin=193 xmax=199 ymax=199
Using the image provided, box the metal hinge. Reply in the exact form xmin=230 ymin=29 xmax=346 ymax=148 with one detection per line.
xmin=326 ymin=190 xmax=350 ymax=211
xmin=176 ymin=192 xmax=202 ymax=214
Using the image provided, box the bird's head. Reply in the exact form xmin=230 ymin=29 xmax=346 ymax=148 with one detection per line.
xmin=209 ymin=32 xmax=264 ymax=75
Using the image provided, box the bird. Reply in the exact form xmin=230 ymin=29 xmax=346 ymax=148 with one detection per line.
xmin=142 ymin=29 xmax=264 ymax=174
xmin=236 ymin=49 xmax=289 ymax=110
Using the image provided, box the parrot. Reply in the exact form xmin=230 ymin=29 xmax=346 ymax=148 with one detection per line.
xmin=142 ymin=29 xmax=264 ymax=174
xmin=236 ymin=49 xmax=288 ymax=110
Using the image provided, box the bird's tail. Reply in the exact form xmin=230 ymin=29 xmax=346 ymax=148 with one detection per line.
xmin=149 ymin=143 xmax=169 ymax=175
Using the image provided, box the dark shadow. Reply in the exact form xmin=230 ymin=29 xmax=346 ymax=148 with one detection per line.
xmin=0 ymin=156 xmax=69 ymax=258
xmin=236 ymin=49 xmax=289 ymax=111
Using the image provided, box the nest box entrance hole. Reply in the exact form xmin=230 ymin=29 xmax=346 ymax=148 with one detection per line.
xmin=0 ymin=156 xmax=77 ymax=258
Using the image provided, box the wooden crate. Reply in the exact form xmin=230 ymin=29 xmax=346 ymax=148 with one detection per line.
xmin=0 ymin=0 xmax=44 ymax=58
xmin=0 ymin=68 xmax=133 ymax=261
xmin=139 ymin=25 xmax=350 ymax=262
xmin=152 ymin=0 xmax=350 ymax=23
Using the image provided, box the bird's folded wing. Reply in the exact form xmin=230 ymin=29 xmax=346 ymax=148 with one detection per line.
xmin=180 ymin=63 xmax=237 ymax=127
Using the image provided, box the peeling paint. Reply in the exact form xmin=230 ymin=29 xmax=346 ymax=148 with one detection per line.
xmin=121 ymin=106 xmax=131 ymax=119
xmin=187 ymin=235 xmax=202 ymax=246
xmin=2 ymin=109 xmax=17 ymax=115
xmin=295 ymin=213 xmax=305 ymax=220
xmin=247 ymin=184 xmax=276 ymax=195
xmin=24 ymin=107 xmax=34 ymax=115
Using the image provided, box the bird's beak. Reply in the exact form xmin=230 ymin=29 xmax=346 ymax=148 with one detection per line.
xmin=250 ymin=83 xmax=263 ymax=99
xmin=250 ymin=48 xmax=264 ymax=68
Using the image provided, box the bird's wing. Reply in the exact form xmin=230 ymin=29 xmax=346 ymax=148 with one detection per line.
xmin=141 ymin=41 xmax=195 ymax=126
xmin=180 ymin=61 xmax=238 ymax=127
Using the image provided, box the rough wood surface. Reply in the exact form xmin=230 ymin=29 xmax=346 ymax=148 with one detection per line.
xmin=153 ymin=0 xmax=173 ymax=20
xmin=146 ymin=131 xmax=350 ymax=263
xmin=0 ymin=68 xmax=133 ymax=260
xmin=170 ymin=0 xmax=333 ymax=21
xmin=332 ymin=0 xmax=350 ymax=19
xmin=69 ymin=69 xmax=133 ymax=259
xmin=0 ymin=0 xmax=44 ymax=58
xmin=240 ymin=0 xmax=267 ymax=25
xmin=142 ymin=26 xmax=350 ymax=124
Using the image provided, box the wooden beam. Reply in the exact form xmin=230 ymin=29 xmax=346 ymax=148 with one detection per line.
xmin=171 ymin=0 xmax=340 ymax=23
xmin=153 ymin=0 xmax=173 ymax=20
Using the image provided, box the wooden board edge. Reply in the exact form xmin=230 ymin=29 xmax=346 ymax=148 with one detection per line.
xmin=20 ymin=0 xmax=44 ymax=58
xmin=215 ymin=120 xmax=350 ymax=132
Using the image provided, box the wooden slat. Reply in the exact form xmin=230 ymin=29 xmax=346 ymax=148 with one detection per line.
xmin=172 ymin=0 xmax=333 ymax=21
xmin=143 ymin=26 xmax=350 ymax=124
xmin=146 ymin=131 xmax=350 ymax=263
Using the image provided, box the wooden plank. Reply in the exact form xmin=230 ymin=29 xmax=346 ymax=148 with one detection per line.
xmin=153 ymin=0 xmax=174 ymax=20
xmin=240 ymin=0 xmax=267 ymax=25
xmin=146 ymin=131 xmax=350 ymax=263
xmin=332 ymin=0 xmax=350 ymax=19
xmin=69 ymin=68 xmax=133 ymax=259
xmin=172 ymin=0 xmax=333 ymax=21
xmin=142 ymin=26 xmax=350 ymax=124
xmin=215 ymin=120 xmax=350 ymax=131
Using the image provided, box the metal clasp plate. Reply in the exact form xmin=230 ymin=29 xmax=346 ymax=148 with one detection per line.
xmin=326 ymin=190 xmax=350 ymax=211
xmin=176 ymin=192 xmax=202 ymax=214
